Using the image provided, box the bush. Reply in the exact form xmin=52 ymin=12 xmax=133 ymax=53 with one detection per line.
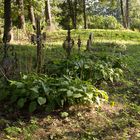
xmin=0 ymin=74 xmax=108 ymax=113
xmin=130 ymin=18 xmax=140 ymax=31
xmin=88 ymin=15 xmax=123 ymax=29
xmin=45 ymin=54 xmax=125 ymax=84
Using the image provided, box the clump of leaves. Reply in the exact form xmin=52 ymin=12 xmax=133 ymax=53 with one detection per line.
xmin=1 ymin=74 xmax=108 ymax=113
xmin=45 ymin=54 xmax=125 ymax=85
xmin=5 ymin=126 xmax=22 ymax=137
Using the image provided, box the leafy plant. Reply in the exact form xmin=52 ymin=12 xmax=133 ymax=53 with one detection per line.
xmin=1 ymin=74 xmax=108 ymax=113
xmin=45 ymin=54 xmax=125 ymax=85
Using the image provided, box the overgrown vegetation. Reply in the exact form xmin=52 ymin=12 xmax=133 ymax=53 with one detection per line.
xmin=0 ymin=0 xmax=140 ymax=139
xmin=0 ymin=29 xmax=140 ymax=139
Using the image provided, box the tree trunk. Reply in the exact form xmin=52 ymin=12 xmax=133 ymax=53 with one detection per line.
xmin=3 ymin=0 xmax=12 ymax=43
xmin=126 ymin=0 xmax=129 ymax=28
xmin=45 ymin=0 xmax=52 ymax=28
xmin=16 ymin=0 xmax=25 ymax=29
xmin=67 ymin=0 xmax=75 ymax=29
xmin=73 ymin=0 xmax=77 ymax=29
xmin=83 ymin=0 xmax=87 ymax=29
xmin=120 ymin=0 xmax=126 ymax=28
xmin=28 ymin=5 xmax=35 ymax=25
xmin=67 ymin=0 xmax=71 ymax=28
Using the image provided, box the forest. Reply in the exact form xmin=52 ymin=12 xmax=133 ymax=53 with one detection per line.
xmin=0 ymin=0 xmax=140 ymax=139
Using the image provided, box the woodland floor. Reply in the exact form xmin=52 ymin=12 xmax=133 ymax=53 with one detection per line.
xmin=0 ymin=29 xmax=140 ymax=140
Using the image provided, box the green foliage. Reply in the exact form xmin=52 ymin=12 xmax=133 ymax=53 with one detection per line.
xmin=88 ymin=15 xmax=123 ymax=29
xmin=130 ymin=18 xmax=140 ymax=31
xmin=46 ymin=54 xmax=125 ymax=85
xmin=5 ymin=126 xmax=22 ymax=137
xmin=0 ymin=74 xmax=108 ymax=113
xmin=60 ymin=112 xmax=69 ymax=118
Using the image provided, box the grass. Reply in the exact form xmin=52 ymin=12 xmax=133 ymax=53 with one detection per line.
xmin=0 ymin=29 xmax=140 ymax=140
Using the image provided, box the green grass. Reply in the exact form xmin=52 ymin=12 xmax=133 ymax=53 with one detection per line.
xmin=0 ymin=29 xmax=140 ymax=140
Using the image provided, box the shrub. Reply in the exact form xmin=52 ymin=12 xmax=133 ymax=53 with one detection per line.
xmin=0 ymin=74 xmax=108 ymax=113
xmin=88 ymin=15 xmax=123 ymax=29
xmin=45 ymin=54 xmax=125 ymax=84
xmin=130 ymin=18 xmax=140 ymax=31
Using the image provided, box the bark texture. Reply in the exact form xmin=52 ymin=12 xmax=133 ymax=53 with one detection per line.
xmin=45 ymin=0 xmax=52 ymax=27
xmin=3 ymin=0 xmax=12 ymax=43
xmin=28 ymin=5 xmax=35 ymax=25
xmin=83 ymin=0 xmax=87 ymax=29
xmin=17 ymin=0 xmax=25 ymax=29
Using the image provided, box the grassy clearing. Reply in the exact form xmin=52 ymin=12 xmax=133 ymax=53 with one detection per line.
xmin=0 ymin=29 xmax=140 ymax=140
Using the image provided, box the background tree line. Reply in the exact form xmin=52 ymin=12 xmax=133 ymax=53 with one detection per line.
xmin=0 ymin=0 xmax=140 ymax=43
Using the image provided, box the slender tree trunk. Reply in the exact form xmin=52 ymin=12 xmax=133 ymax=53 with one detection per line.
xmin=45 ymin=0 xmax=52 ymax=28
xmin=73 ymin=0 xmax=77 ymax=29
xmin=67 ymin=0 xmax=75 ymax=29
xmin=120 ymin=0 xmax=126 ymax=28
xmin=83 ymin=0 xmax=87 ymax=29
xmin=3 ymin=0 xmax=12 ymax=43
xmin=126 ymin=0 xmax=129 ymax=28
xmin=28 ymin=5 xmax=35 ymax=25
xmin=67 ymin=0 xmax=71 ymax=28
xmin=16 ymin=0 xmax=25 ymax=29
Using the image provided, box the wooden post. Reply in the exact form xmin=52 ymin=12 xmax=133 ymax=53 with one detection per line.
xmin=67 ymin=27 xmax=71 ymax=57
xmin=36 ymin=17 xmax=42 ymax=73
xmin=89 ymin=32 xmax=93 ymax=44
xmin=86 ymin=33 xmax=93 ymax=51
xmin=62 ymin=28 xmax=74 ymax=58
xmin=86 ymin=39 xmax=91 ymax=51
xmin=77 ymin=36 xmax=81 ymax=52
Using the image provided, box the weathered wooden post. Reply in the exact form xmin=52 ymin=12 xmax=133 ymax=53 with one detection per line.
xmin=63 ymin=27 xmax=74 ymax=58
xmin=89 ymin=32 xmax=93 ymax=44
xmin=86 ymin=39 xmax=91 ymax=51
xmin=77 ymin=36 xmax=81 ymax=52
xmin=35 ymin=16 xmax=42 ymax=73
xmin=86 ymin=32 xmax=93 ymax=51
xmin=67 ymin=28 xmax=71 ymax=57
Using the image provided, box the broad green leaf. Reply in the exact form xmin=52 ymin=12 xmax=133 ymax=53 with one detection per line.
xmin=84 ymin=64 xmax=90 ymax=69
xmin=30 ymin=86 xmax=39 ymax=93
xmin=17 ymin=98 xmax=26 ymax=108
xmin=22 ymin=75 xmax=28 ymax=79
xmin=86 ymin=92 xmax=93 ymax=99
xmin=10 ymin=81 xmax=24 ymax=88
xmin=37 ymin=97 xmax=46 ymax=105
xmin=110 ymin=76 xmax=114 ymax=83
xmin=41 ymin=82 xmax=49 ymax=93
xmin=29 ymin=101 xmax=37 ymax=113
xmin=67 ymin=90 xmax=73 ymax=97
xmin=73 ymin=93 xmax=83 ymax=98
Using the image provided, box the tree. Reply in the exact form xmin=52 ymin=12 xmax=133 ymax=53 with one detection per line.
xmin=3 ymin=0 xmax=12 ymax=43
xmin=120 ymin=0 xmax=127 ymax=28
xmin=73 ymin=0 xmax=78 ymax=29
xmin=83 ymin=0 xmax=87 ymax=29
xmin=16 ymin=0 xmax=25 ymax=29
xmin=28 ymin=4 xmax=36 ymax=25
xmin=125 ymin=0 xmax=129 ymax=28
xmin=120 ymin=0 xmax=130 ymax=29
xmin=45 ymin=0 xmax=52 ymax=28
